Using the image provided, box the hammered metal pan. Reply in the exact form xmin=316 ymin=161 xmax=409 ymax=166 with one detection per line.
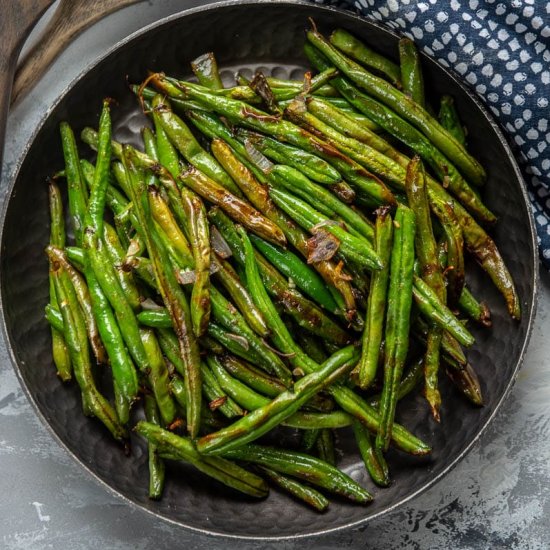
xmin=0 ymin=0 xmax=537 ymax=539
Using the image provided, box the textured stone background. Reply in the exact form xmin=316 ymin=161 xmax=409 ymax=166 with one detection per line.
xmin=1 ymin=1 xmax=548 ymax=548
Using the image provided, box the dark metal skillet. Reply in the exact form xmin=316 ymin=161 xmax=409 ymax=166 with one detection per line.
xmin=0 ymin=0 xmax=538 ymax=540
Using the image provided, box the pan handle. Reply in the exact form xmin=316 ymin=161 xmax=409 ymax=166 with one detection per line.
xmin=0 ymin=0 xmax=55 ymax=175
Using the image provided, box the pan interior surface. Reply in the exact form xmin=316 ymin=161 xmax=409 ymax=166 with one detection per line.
xmin=0 ymin=1 xmax=537 ymax=539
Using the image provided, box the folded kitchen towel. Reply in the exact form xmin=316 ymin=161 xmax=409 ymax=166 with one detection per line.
xmin=312 ymin=0 xmax=550 ymax=266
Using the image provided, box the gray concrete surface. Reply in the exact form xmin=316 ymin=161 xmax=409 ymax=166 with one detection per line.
xmin=1 ymin=1 xmax=548 ymax=548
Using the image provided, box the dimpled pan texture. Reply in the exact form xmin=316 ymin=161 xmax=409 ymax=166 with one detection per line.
xmin=0 ymin=0 xmax=537 ymax=540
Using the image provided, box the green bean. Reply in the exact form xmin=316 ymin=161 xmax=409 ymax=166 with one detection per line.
xmin=81 ymin=103 xmax=151 ymax=395
xmin=226 ymin=219 xmax=428 ymax=455
xmin=127 ymin=257 xmax=158 ymax=291
xmin=212 ymin=255 xmax=269 ymax=337
xmin=81 ymin=159 xmax=140 ymax=246
xmin=138 ymin=290 xmax=290 ymax=384
xmin=102 ymin=223 xmax=141 ymax=311
xmin=330 ymin=28 xmax=401 ymax=87
xmin=445 ymin=361 xmax=483 ymax=406
xmin=52 ymin=248 xmax=139 ymax=423
xmin=136 ymin=422 xmax=269 ymax=498
xmin=267 ymin=163 xmax=374 ymax=242
xmin=310 ymin=28 xmax=486 ymax=186
xmin=149 ymin=183 xmax=211 ymax=336
xmin=47 ymin=181 xmax=72 ymax=381
xmin=316 ymin=428 xmax=336 ymax=466
xmin=208 ymin=136 xmax=279 ymax=211
xmin=122 ymin=148 xmax=202 ymax=438
xmin=50 ymin=245 xmax=108 ymax=363
xmin=172 ymin=78 xmax=315 ymax=105
xmin=309 ymin=96 xmax=383 ymax=131
xmin=284 ymin=410 xmax=352 ymax=430
xmin=137 ymin=84 xmax=207 ymax=113
xmin=168 ymin=374 xmax=188 ymax=410
xmin=431 ymin=199 xmax=465 ymax=306
xmin=198 ymin=338 xmax=358 ymax=455
xmin=209 ymin=208 xmax=351 ymax=344
xmin=406 ymin=159 xmax=445 ymax=298
xmin=185 ymin=110 xmax=264 ymax=178
xmin=302 ymin=429 xmax=320 ymax=452
xmin=266 ymin=67 xmax=339 ymax=93
xmin=150 ymin=75 xmax=396 ymax=207
xmin=421 ymin=327 xmax=442 ymax=422
xmin=376 ymin=205 xmax=416 ymax=453
xmin=201 ymin=361 xmax=245 ymax=418
xmin=305 ymin=96 xmax=396 ymax=161
xmin=212 ymin=363 xmax=340 ymax=425
xmin=237 ymin=131 xmax=342 ymax=185
xmin=145 ymin=120 xmax=200 ymax=254
xmin=209 ymin=288 xmax=292 ymax=384
xmin=250 ymin=234 xmax=339 ymax=313
xmin=136 ymin=309 xmax=171 ymax=327
xmin=295 ymin=328 xmax=327 ymax=365
xmin=258 ymin=466 xmax=329 ymax=511
xmin=405 ymin=157 xmax=445 ymax=421
xmin=147 ymin=124 xmax=212 ymax=337
xmin=358 ymin=207 xmax=393 ymax=389
xmin=207 ymin=355 xmax=271 ymax=412
xmin=85 ymin=236 xmax=148 ymax=364
xmin=412 ymin=276 xmax=474 ymax=348
xmin=188 ymin=66 xmax=337 ymax=103
xmin=206 ymin=323 xmax=264 ymax=365
xmin=87 ymin=99 xmax=112 ymax=234
xmin=237 ymin=224 xmax=327 ymax=365
xmin=178 ymin=166 xmax=287 ymax=247
xmin=412 ymin=316 xmax=467 ymax=368
xmin=285 ymin=97 xmax=410 ymax=194
xmin=207 ymin=137 xmax=356 ymax=317
xmin=139 ymin=328 xmax=176 ymax=425
xmin=219 ymin=355 xmax=286 ymax=398
xmin=151 ymin=94 xmax=242 ymax=196
xmin=458 ymin=287 xmax=491 ymax=327
xmin=439 ymin=95 xmax=466 ymax=146
xmin=304 ymin=44 xmax=495 ymax=223
xmin=144 ymin=395 xmax=165 ymax=499
xmin=353 ymin=419 xmax=390 ymax=487
xmin=398 ymin=38 xmax=425 ymax=107
xmin=143 ymin=139 xmax=194 ymax=262
xmin=47 ymin=279 xmax=72 ymax=381
xmin=52 ymin=263 xmax=126 ymax=440
xmin=191 ymin=52 xmax=224 ymax=90
xmin=300 ymin=100 xmax=517 ymax=318
xmin=168 ymin=375 xmax=225 ymax=432
xmin=182 ymin=189 xmax=211 ymax=337
xmin=223 ymin=444 xmax=372 ymax=503
xmin=446 ymin=194 xmax=519 ymax=319
xmin=59 ymin=122 xmax=87 ymax=245
xmin=268 ymin=186 xmax=383 ymax=271
xmin=48 ymin=179 xmax=66 ymax=249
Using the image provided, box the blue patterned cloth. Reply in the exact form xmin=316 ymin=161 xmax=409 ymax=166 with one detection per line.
xmin=314 ymin=0 xmax=550 ymax=266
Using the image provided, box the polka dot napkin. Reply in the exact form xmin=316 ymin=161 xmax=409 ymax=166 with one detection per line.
xmin=313 ymin=0 xmax=550 ymax=267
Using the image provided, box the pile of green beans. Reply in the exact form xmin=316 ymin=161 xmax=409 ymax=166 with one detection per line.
xmin=44 ymin=23 xmax=518 ymax=512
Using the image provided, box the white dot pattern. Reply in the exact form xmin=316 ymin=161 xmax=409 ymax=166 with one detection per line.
xmin=315 ymin=0 xmax=550 ymax=265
